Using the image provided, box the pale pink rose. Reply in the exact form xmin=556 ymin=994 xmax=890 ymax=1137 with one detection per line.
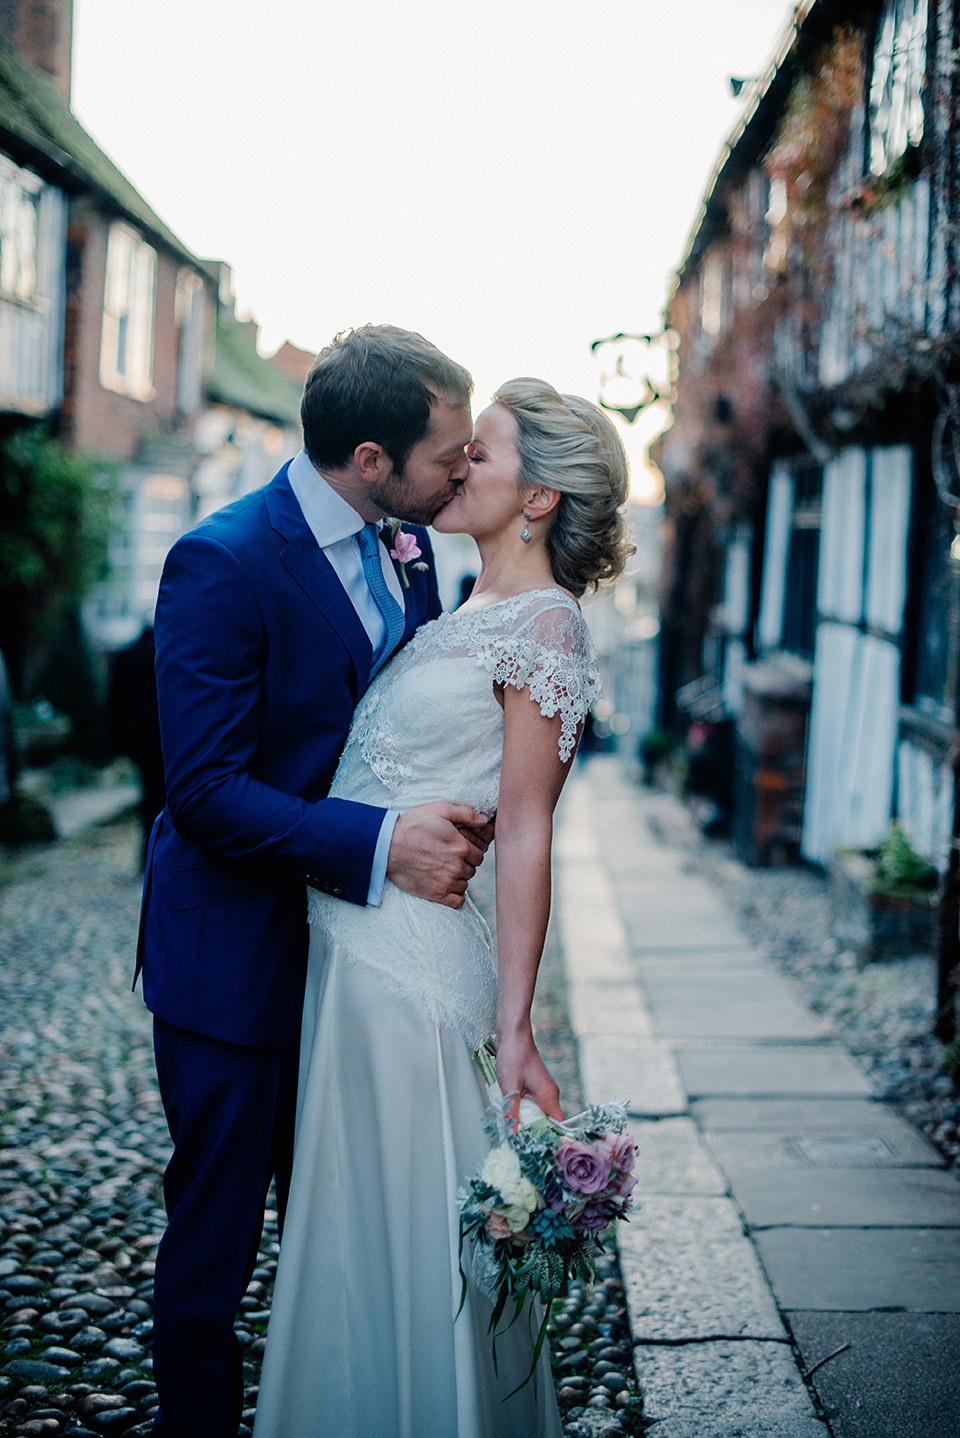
xmin=390 ymin=530 xmax=422 ymax=563
xmin=485 ymin=1211 xmax=513 ymax=1239
xmin=555 ymin=1138 xmax=613 ymax=1195
xmin=612 ymin=1169 xmax=639 ymax=1200
xmin=600 ymin=1133 xmax=637 ymax=1195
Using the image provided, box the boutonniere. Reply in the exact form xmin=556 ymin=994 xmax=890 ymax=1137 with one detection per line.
xmin=386 ymin=520 xmax=429 ymax=588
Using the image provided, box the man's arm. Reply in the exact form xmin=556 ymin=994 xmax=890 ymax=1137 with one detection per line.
xmin=155 ymin=532 xmax=389 ymax=901
xmin=156 ymin=530 xmax=485 ymax=906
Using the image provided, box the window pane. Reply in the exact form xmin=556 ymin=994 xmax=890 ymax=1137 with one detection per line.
xmin=912 ymin=485 xmax=951 ymax=707
xmin=782 ymin=464 xmax=822 ymax=661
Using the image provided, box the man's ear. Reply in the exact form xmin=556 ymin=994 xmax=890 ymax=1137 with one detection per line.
xmin=524 ymin=486 xmax=561 ymax=521
xmin=353 ymin=441 xmax=391 ymax=485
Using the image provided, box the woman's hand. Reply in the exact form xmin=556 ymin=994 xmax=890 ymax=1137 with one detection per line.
xmin=495 ymin=1025 xmax=564 ymax=1130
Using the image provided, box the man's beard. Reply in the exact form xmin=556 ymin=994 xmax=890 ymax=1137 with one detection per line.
xmin=369 ymin=469 xmax=452 ymax=527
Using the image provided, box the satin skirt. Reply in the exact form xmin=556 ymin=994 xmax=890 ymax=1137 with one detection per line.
xmin=253 ymin=926 xmax=563 ymax=1438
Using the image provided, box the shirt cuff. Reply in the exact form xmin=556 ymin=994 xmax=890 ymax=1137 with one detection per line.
xmin=366 ymin=810 xmax=399 ymax=906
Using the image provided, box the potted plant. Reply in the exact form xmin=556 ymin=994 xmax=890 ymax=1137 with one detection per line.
xmin=829 ymin=821 xmax=939 ymax=962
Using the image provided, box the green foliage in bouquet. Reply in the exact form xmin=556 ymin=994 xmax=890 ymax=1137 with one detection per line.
xmin=458 ymin=1039 xmax=638 ymax=1397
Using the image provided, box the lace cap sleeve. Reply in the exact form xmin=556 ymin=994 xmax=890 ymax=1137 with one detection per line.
xmin=477 ymin=593 xmax=601 ymax=762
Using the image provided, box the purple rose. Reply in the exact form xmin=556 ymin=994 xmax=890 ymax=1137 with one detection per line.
xmin=555 ymin=1139 xmax=613 ymax=1195
xmin=574 ymin=1197 xmax=615 ymax=1232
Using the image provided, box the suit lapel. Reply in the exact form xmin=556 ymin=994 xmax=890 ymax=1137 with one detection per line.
xmin=265 ymin=466 xmax=374 ymax=690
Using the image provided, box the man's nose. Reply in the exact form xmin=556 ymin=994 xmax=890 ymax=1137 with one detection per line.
xmin=452 ymin=451 xmax=469 ymax=481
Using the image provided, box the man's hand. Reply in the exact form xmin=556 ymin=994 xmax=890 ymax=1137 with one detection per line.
xmin=387 ymin=802 xmax=490 ymax=908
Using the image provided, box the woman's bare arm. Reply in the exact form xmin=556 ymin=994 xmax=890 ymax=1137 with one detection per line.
xmin=493 ymin=679 xmax=579 ymax=1127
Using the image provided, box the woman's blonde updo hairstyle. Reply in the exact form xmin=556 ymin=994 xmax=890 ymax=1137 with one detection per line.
xmin=491 ymin=378 xmax=635 ymax=599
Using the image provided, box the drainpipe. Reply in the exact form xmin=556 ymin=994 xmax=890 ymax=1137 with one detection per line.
xmin=935 ymin=525 xmax=960 ymax=1044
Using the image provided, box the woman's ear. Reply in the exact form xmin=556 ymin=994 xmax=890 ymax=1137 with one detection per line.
xmin=524 ymin=486 xmax=561 ymax=521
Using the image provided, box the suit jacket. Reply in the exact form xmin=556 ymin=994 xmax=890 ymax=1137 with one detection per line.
xmin=136 ymin=460 xmax=442 ymax=1046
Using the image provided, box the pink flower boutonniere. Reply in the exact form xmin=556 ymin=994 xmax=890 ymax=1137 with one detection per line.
xmin=387 ymin=520 xmax=429 ymax=588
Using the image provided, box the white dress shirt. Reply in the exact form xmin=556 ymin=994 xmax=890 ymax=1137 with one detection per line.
xmin=287 ymin=447 xmax=402 ymax=906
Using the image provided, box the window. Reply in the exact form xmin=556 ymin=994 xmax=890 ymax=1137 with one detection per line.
xmin=909 ymin=477 xmax=951 ymax=713
xmin=758 ymin=461 xmax=822 ymax=660
xmin=781 ymin=464 xmax=822 ymax=661
xmin=0 ymin=153 xmax=41 ymax=303
xmin=763 ymin=175 xmax=788 ymax=274
xmin=868 ymin=0 xmax=927 ymax=177
xmin=100 ymin=222 xmax=156 ymax=400
xmin=700 ymin=253 xmax=724 ymax=337
xmin=175 ymin=268 xmax=205 ymax=413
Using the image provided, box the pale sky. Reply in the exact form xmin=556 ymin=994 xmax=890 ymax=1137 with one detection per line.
xmin=72 ymin=0 xmax=792 ymax=499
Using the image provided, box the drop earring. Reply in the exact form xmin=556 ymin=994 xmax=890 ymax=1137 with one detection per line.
xmin=520 ymin=511 xmax=532 ymax=543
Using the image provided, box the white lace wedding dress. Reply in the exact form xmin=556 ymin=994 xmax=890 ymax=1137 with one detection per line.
xmin=253 ymin=589 xmax=600 ymax=1438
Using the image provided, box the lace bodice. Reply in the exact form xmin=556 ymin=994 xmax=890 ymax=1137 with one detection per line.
xmin=330 ymin=588 xmax=600 ymax=817
xmin=306 ymin=589 xmax=600 ymax=1046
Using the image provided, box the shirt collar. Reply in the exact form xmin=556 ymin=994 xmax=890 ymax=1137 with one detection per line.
xmin=287 ymin=447 xmax=373 ymax=547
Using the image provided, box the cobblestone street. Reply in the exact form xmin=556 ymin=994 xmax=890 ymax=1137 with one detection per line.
xmin=0 ymin=822 xmax=288 ymax=1437
xmin=0 ymin=815 xmax=640 ymax=1438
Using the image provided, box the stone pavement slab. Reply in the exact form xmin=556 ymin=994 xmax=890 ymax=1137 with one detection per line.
xmin=693 ymin=1098 xmax=944 ymax=1159
xmin=634 ymin=953 xmax=770 ymax=977
xmin=649 ymin=997 xmax=825 ymax=1040
xmin=785 ymin=1311 xmax=960 ymax=1438
xmin=720 ymin=1161 xmax=960 ymax=1227
xmin=704 ymin=1121 xmax=942 ymax=1169
xmin=618 ymin=1195 xmax=786 ymax=1340
xmin=560 ymin=763 xmax=960 ymax=1436
xmin=632 ymin=1339 xmax=828 ymax=1438
xmin=628 ymin=1117 xmax=728 ymax=1196
xmin=754 ymin=1226 xmax=960 ymax=1310
xmin=613 ymin=883 xmax=751 ymax=953
xmin=566 ymin=978 xmax=654 ymax=1038
xmin=578 ymin=1036 xmax=686 ymax=1116
xmin=674 ymin=1043 xmax=874 ymax=1098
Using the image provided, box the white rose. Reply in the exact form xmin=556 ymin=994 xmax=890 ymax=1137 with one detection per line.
xmin=502 ymin=1203 xmax=532 ymax=1233
xmin=499 ymin=1175 xmax=538 ymax=1213
xmin=482 ymin=1145 xmax=521 ymax=1193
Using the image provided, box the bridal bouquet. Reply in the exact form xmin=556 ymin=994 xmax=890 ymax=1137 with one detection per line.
xmin=457 ymin=1039 xmax=638 ymax=1391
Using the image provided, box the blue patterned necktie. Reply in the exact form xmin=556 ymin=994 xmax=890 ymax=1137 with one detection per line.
xmin=356 ymin=523 xmax=406 ymax=676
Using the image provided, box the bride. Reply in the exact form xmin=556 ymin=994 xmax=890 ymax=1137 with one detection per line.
xmin=253 ymin=378 xmax=632 ymax=1438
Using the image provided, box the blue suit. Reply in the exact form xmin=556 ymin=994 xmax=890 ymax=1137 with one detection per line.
xmin=138 ymin=461 xmax=441 ymax=1436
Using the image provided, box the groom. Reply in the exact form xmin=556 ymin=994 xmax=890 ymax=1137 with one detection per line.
xmin=136 ymin=325 xmax=488 ymax=1438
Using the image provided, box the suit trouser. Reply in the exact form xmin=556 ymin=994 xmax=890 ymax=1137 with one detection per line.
xmin=151 ymin=1019 xmax=299 ymax=1438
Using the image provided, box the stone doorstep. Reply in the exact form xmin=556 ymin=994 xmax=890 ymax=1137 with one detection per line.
xmin=753 ymin=1226 xmax=960 ymax=1311
xmin=673 ymin=1044 xmax=874 ymax=1099
xmin=631 ymin=1340 xmax=825 ymax=1438
xmin=50 ymin=783 xmax=142 ymax=839
xmin=784 ymin=1311 xmax=960 ymax=1438
xmin=618 ymin=1196 xmax=786 ymax=1342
